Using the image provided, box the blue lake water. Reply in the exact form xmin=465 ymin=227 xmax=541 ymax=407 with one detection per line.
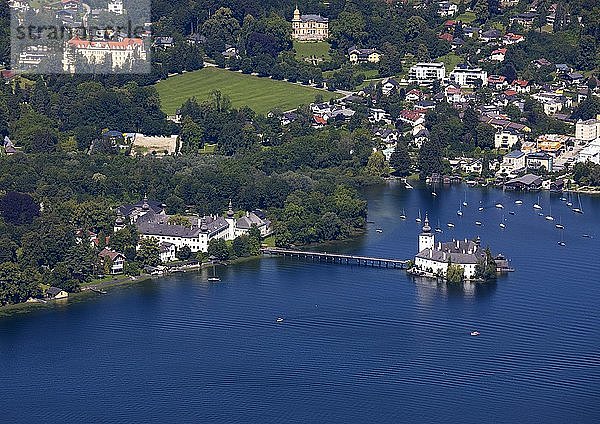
xmin=1 ymin=182 xmax=599 ymax=423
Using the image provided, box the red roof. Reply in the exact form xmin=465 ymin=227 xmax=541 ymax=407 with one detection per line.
xmin=68 ymin=37 xmax=143 ymax=50
xmin=513 ymin=79 xmax=529 ymax=87
xmin=399 ymin=109 xmax=425 ymax=122
xmin=313 ymin=115 xmax=327 ymax=125
xmin=503 ymin=90 xmax=518 ymax=97
xmin=492 ymin=48 xmax=507 ymax=55
xmin=444 ymin=20 xmax=456 ymax=26
xmin=439 ymin=33 xmax=453 ymax=42
xmin=488 ymin=75 xmax=506 ymax=83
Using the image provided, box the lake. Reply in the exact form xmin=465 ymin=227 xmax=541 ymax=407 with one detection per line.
xmin=1 ymin=182 xmax=599 ymax=423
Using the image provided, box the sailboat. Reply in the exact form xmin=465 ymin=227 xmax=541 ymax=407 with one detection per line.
xmin=495 ymin=203 xmax=504 ymax=209
xmin=572 ymin=193 xmax=584 ymax=214
xmin=499 ymin=213 xmax=506 ymax=229
xmin=545 ymin=204 xmax=554 ymax=221
xmin=447 ymin=222 xmax=455 ymax=228
xmin=416 ymin=210 xmax=422 ymax=223
xmin=400 ymin=209 xmax=407 ymax=220
xmin=435 ymin=219 xmax=443 ymax=233
xmin=555 ymin=217 xmax=564 ymax=230
xmin=515 ymin=200 xmax=523 ymax=205
xmin=462 ymin=191 xmax=468 ymax=207
xmin=558 ymin=229 xmax=566 ymax=246
xmin=533 ymin=195 xmax=542 ymax=210
xmin=566 ymin=192 xmax=573 ymax=207
xmin=457 ymin=203 xmax=463 ymax=216
xmin=208 ymin=262 xmax=221 ymax=282
xmin=475 ymin=221 xmax=482 ymax=226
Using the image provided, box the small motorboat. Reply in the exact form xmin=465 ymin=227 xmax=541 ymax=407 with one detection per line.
xmin=560 ymin=197 xmax=567 ymax=202
xmin=495 ymin=203 xmax=504 ymax=209
xmin=400 ymin=209 xmax=407 ymax=220
xmin=435 ymin=227 xmax=443 ymax=233
xmin=555 ymin=224 xmax=565 ymax=229
xmin=515 ymin=200 xmax=523 ymax=205
xmin=509 ymin=211 xmax=515 ymax=215
xmin=447 ymin=223 xmax=455 ymax=228
xmin=208 ymin=277 xmax=221 ymax=282
xmin=457 ymin=210 xmax=463 ymax=216
xmin=376 ymin=228 xmax=383 ymax=233
xmin=499 ymin=223 xmax=506 ymax=229
xmin=545 ymin=215 xmax=554 ymax=221
xmin=558 ymin=241 xmax=566 ymax=247
xmin=276 ymin=317 xmax=284 ymax=323
xmin=470 ymin=331 xmax=480 ymax=337
xmin=478 ymin=207 xmax=484 ymax=211
xmin=583 ymin=234 xmax=592 ymax=238
xmin=475 ymin=221 xmax=482 ymax=226
xmin=432 ymin=192 xmax=437 ymax=197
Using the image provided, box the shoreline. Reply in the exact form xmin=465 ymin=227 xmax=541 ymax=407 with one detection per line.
xmin=0 ymin=259 xmax=254 ymax=318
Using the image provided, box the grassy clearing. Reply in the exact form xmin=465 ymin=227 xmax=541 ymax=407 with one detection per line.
xmin=455 ymin=11 xmax=476 ymax=23
xmin=438 ymin=52 xmax=464 ymax=73
xmin=156 ymin=67 xmax=340 ymax=115
xmin=293 ymin=41 xmax=331 ymax=62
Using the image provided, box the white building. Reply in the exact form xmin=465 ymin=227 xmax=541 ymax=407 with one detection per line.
xmin=575 ymin=117 xmax=600 ymax=142
xmin=500 ymin=150 xmax=526 ymax=174
xmin=63 ymin=37 xmax=147 ymax=72
xmin=577 ymin=140 xmax=600 ymax=164
xmin=159 ymin=242 xmax=177 ymax=263
xmin=407 ymin=62 xmax=446 ymax=84
xmin=116 ymin=198 xmax=271 ymax=254
xmin=107 ymin=0 xmax=123 ymax=14
xmin=291 ymin=7 xmax=329 ymax=41
xmin=494 ymin=129 xmax=522 ymax=149
xmin=413 ymin=215 xmax=484 ymax=281
xmin=449 ymin=65 xmax=488 ymax=88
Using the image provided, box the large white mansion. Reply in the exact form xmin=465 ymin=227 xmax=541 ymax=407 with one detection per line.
xmin=114 ymin=197 xmax=272 ymax=254
xmin=413 ymin=215 xmax=485 ymax=280
xmin=63 ymin=37 xmax=147 ymax=72
xmin=291 ymin=6 xmax=329 ymax=41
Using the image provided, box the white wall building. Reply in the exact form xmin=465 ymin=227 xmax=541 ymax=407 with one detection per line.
xmin=449 ymin=65 xmax=488 ymax=88
xmin=577 ymin=140 xmax=600 ymax=164
xmin=107 ymin=0 xmax=123 ymax=14
xmin=575 ymin=117 xmax=600 ymax=142
xmin=407 ymin=62 xmax=446 ymax=84
xmin=494 ymin=129 xmax=522 ymax=149
xmin=63 ymin=37 xmax=146 ymax=72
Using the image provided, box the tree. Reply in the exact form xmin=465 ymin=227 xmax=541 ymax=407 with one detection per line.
xmin=365 ymin=150 xmax=389 ymax=177
xmin=390 ymin=142 xmax=412 ymax=176
xmin=418 ymin=138 xmax=444 ymax=180
xmin=179 ymin=117 xmax=204 ymax=153
xmin=475 ymin=247 xmax=497 ymax=281
xmin=446 ymin=262 xmax=465 ymax=283
xmin=207 ymin=238 xmax=230 ymax=261
xmin=0 ymin=262 xmax=41 ymax=305
xmin=0 ymin=191 xmax=40 ymax=225
xmin=176 ymin=245 xmax=192 ymax=261
xmin=136 ymin=238 xmax=161 ymax=267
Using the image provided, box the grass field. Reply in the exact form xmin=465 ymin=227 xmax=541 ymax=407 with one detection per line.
xmin=293 ymin=41 xmax=331 ymax=62
xmin=455 ymin=11 xmax=476 ymax=23
xmin=156 ymin=67 xmax=340 ymax=115
xmin=438 ymin=52 xmax=464 ymax=72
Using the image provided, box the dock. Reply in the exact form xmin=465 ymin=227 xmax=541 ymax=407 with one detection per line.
xmin=261 ymin=248 xmax=409 ymax=269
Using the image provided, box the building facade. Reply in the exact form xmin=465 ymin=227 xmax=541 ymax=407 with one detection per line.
xmin=291 ymin=7 xmax=329 ymax=41
xmin=575 ymin=117 xmax=600 ymax=142
xmin=63 ymin=37 xmax=147 ymax=72
xmin=407 ymin=62 xmax=446 ymax=84
xmin=449 ymin=65 xmax=488 ymax=88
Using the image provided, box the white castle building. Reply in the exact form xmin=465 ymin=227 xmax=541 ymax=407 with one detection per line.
xmin=114 ymin=197 xmax=272 ymax=254
xmin=63 ymin=37 xmax=146 ymax=72
xmin=291 ymin=6 xmax=329 ymax=41
xmin=413 ymin=215 xmax=485 ymax=280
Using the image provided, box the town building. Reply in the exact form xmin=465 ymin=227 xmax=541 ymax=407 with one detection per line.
xmin=413 ymin=215 xmax=486 ymax=281
xmin=500 ymin=150 xmax=526 ymax=174
xmin=348 ymin=47 xmax=381 ymax=64
xmin=504 ymin=174 xmax=543 ymax=190
xmin=495 ymin=129 xmax=522 ymax=149
xmin=575 ymin=117 xmax=600 ymax=142
xmin=407 ymin=62 xmax=446 ymax=84
xmin=577 ymin=140 xmax=600 ymax=164
xmin=291 ymin=6 xmax=329 ymax=41
xmin=63 ymin=37 xmax=147 ymax=73
xmin=115 ymin=198 xmax=271 ymax=254
xmin=159 ymin=242 xmax=177 ymax=263
xmin=46 ymin=287 xmax=69 ymax=300
xmin=526 ymin=152 xmax=554 ymax=172
xmin=449 ymin=65 xmax=488 ymax=88
xmin=107 ymin=0 xmax=123 ymax=14
xmin=98 ymin=248 xmax=126 ymax=274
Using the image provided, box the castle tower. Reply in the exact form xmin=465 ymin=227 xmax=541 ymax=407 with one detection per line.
xmin=225 ymin=199 xmax=237 ymax=240
xmin=293 ymin=5 xmax=301 ymax=22
xmin=419 ymin=214 xmax=435 ymax=252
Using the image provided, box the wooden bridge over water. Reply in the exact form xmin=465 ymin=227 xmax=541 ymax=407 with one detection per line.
xmin=261 ymin=248 xmax=409 ymax=269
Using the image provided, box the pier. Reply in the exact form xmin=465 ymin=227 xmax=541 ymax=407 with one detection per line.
xmin=261 ymin=248 xmax=409 ymax=269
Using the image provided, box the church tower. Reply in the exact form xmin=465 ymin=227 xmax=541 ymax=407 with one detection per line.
xmin=419 ymin=214 xmax=435 ymax=252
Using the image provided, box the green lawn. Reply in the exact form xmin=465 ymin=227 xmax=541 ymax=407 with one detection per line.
xmin=293 ymin=41 xmax=331 ymax=62
xmin=455 ymin=11 xmax=476 ymax=23
xmin=438 ymin=52 xmax=464 ymax=73
xmin=156 ymin=67 xmax=340 ymax=115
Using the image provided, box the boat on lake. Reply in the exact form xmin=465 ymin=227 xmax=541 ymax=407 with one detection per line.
xmin=400 ymin=209 xmax=406 ymax=220
xmin=447 ymin=222 xmax=455 ymax=228
xmin=545 ymin=205 xmax=554 ymax=221
xmin=495 ymin=203 xmax=504 ymax=209
xmin=533 ymin=196 xmax=542 ymax=210
xmin=416 ymin=209 xmax=422 ymax=223
xmin=470 ymin=331 xmax=480 ymax=336
xmin=376 ymin=228 xmax=383 ymax=233
xmin=572 ymin=194 xmax=584 ymax=214
xmin=515 ymin=200 xmax=523 ymax=205
xmin=475 ymin=221 xmax=482 ymax=226
xmin=435 ymin=219 xmax=443 ymax=233
xmin=276 ymin=317 xmax=284 ymax=323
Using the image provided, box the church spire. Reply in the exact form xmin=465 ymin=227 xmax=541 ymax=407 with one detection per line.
xmin=422 ymin=213 xmax=431 ymax=233
xmin=227 ymin=199 xmax=234 ymax=218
